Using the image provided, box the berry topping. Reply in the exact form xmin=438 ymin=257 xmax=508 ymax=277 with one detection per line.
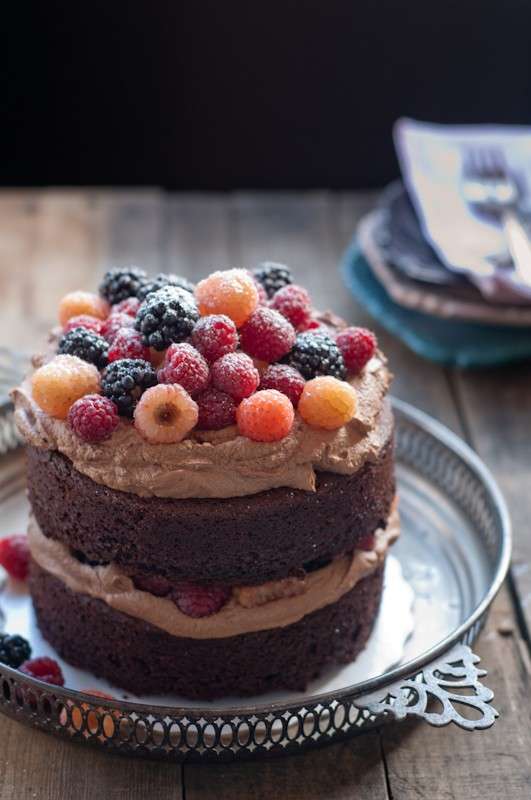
xmin=195 ymin=269 xmax=258 ymax=328
xmin=157 ymin=343 xmax=210 ymax=396
xmin=253 ymin=262 xmax=292 ymax=298
xmin=0 ymin=535 xmax=30 ymax=581
xmin=298 ymin=376 xmax=357 ymax=430
xmin=134 ymin=383 xmax=198 ymax=443
xmin=239 ymin=307 xmax=296 ymax=363
xmin=0 ymin=634 xmax=31 ymax=668
xmin=112 ymin=297 xmax=141 ymax=317
xmin=283 ymin=332 xmax=346 ymax=380
xmin=107 ymin=328 xmax=151 ymax=362
xmin=336 ymin=327 xmax=377 ymax=374
xmin=137 ymin=272 xmax=195 ymax=301
xmin=99 ymin=266 xmax=147 ymax=305
xmin=63 ymin=315 xmax=103 ymax=335
xmin=196 ymin=387 xmax=237 ymax=430
xmin=210 ymin=352 xmax=260 ymax=401
xmin=57 ymin=327 xmax=108 ymax=369
xmin=68 ymin=394 xmax=119 ymax=443
xmin=172 ymin=583 xmax=231 ymax=618
xmin=270 ymin=284 xmax=312 ymax=329
xmin=20 ymin=657 xmax=65 ymax=686
xmin=58 ymin=291 xmax=110 ymax=327
xmin=101 ymin=312 xmax=135 ymax=343
xmin=31 ymin=355 xmax=101 ymax=419
xmin=101 ymin=358 xmax=157 ymax=418
xmin=191 ymin=314 xmax=239 ymax=363
xmin=259 ymin=364 xmax=305 ymax=407
xmin=133 ymin=574 xmax=173 ymax=597
xmin=236 ymin=389 xmax=295 ymax=442
xmin=135 ymin=286 xmax=200 ymax=350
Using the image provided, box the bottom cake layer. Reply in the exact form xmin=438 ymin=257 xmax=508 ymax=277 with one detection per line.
xmin=30 ymin=560 xmax=385 ymax=699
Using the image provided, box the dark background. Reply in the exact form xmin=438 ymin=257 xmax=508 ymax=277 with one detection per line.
xmin=3 ymin=1 xmax=531 ymax=189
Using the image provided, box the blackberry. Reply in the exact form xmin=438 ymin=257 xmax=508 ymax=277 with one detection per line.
xmin=99 ymin=266 xmax=147 ymax=305
xmin=0 ymin=633 xmax=31 ymax=668
xmin=58 ymin=327 xmax=108 ymax=368
xmin=137 ymin=272 xmax=195 ymax=301
xmin=101 ymin=358 xmax=157 ymax=417
xmin=253 ymin=262 xmax=292 ymax=298
xmin=283 ymin=332 xmax=346 ymax=380
xmin=135 ymin=286 xmax=199 ymax=351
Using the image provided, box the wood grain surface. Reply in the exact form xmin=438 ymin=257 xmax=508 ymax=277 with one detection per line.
xmin=0 ymin=189 xmax=529 ymax=799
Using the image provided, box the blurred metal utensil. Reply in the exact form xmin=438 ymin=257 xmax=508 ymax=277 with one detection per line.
xmin=462 ymin=147 xmax=531 ymax=287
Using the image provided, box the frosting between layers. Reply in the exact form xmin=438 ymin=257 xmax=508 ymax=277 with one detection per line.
xmin=28 ymin=505 xmax=400 ymax=639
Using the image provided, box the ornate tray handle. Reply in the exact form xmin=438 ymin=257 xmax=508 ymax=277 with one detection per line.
xmin=354 ymin=644 xmax=497 ymax=731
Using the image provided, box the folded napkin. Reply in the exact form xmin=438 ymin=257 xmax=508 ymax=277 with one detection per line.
xmin=394 ymin=118 xmax=531 ymax=303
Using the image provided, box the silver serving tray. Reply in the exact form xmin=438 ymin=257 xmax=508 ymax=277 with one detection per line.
xmin=0 ymin=398 xmax=511 ymax=761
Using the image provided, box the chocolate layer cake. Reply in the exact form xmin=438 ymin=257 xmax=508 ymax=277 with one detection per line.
xmin=13 ymin=264 xmax=398 ymax=699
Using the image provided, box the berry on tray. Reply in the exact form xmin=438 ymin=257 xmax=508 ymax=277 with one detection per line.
xmin=298 ymin=376 xmax=357 ymax=430
xmin=58 ymin=291 xmax=110 ymax=327
xmin=191 ymin=314 xmax=239 ymax=363
xmin=68 ymin=394 xmax=119 ymax=443
xmin=63 ymin=315 xmax=104 ymax=335
xmin=196 ymin=387 xmax=237 ymax=430
xmin=137 ymin=272 xmax=195 ymax=301
xmin=157 ymin=343 xmax=210 ymax=396
xmin=107 ymin=328 xmax=151 ymax=363
xmin=100 ymin=311 xmax=135 ymax=343
xmin=195 ymin=269 xmax=258 ymax=328
xmin=210 ymin=352 xmax=260 ymax=401
xmin=31 ymin=355 xmax=101 ymax=419
xmin=99 ymin=266 xmax=147 ymax=305
xmin=135 ymin=286 xmax=200 ymax=350
xmin=172 ymin=583 xmax=231 ymax=618
xmin=236 ymin=389 xmax=295 ymax=442
xmin=253 ymin=262 xmax=292 ymax=298
xmin=134 ymin=383 xmax=198 ymax=443
xmin=112 ymin=296 xmax=141 ymax=317
xmin=259 ymin=363 xmax=305 ymax=407
xmin=0 ymin=634 xmax=32 ymax=668
xmin=0 ymin=535 xmax=30 ymax=580
xmin=57 ymin=328 xmax=109 ymax=369
xmin=239 ymin=307 xmax=296 ymax=362
xmin=283 ymin=331 xmax=347 ymax=380
xmin=336 ymin=327 xmax=377 ymax=374
xmin=101 ymin=358 xmax=157 ymax=418
xmin=20 ymin=657 xmax=65 ymax=686
xmin=270 ymin=284 xmax=312 ymax=330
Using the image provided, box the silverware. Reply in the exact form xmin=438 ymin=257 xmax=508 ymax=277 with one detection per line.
xmin=461 ymin=147 xmax=531 ymax=287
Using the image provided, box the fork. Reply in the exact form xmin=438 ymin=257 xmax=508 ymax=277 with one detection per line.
xmin=461 ymin=147 xmax=531 ymax=287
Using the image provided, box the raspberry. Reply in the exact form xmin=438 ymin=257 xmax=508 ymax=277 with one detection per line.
xmin=336 ymin=327 xmax=377 ymax=374
xmin=101 ymin=312 xmax=135 ymax=343
xmin=195 ymin=269 xmax=258 ymax=328
xmin=299 ymin=318 xmax=322 ymax=332
xmin=20 ymin=657 xmax=64 ymax=686
xmin=99 ymin=266 xmax=147 ymax=305
xmin=0 ymin=634 xmax=31 ymax=668
xmin=57 ymin=327 xmax=108 ymax=369
xmin=210 ymin=352 xmax=260 ymax=401
xmin=101 ymin=358 xmax=157 ymax=417
xmin=135 ymin=286 xmax=200 ymax=350
xmin=357 ymin=533 xmax=375 ymax=551
xmin=108 ymin=328 xmax=151 ymax=362
xmin=191 ymin=314 xmax=239 ymax=363
xmin=270 ymin=284 xmax=312 ymax=329
xmin=172 ymin=584 xmax=231 ymax=618
xmin=196 ymin=388 xmax=237 ymax=430
xmin=31 ymin=355 xmax=101 ymax=419
xmin=283 ymin=332 xmax=346 ymax=380
xmin=63 ymin=315 xmax=103 ymax=335
xmin=239 ymin=307 xmax=295 ymax=363
xmin=260 ymin=364 xmax=305 ymax=407
xmin=157 ymin=343 xmax=210 ymax=396
xmin=0 ymin=535 xmax=30 ymax=580
xmin=298 ymin=376 xmax=357 ymax=430
xmin=68 ymin=394 xmax=119 ymax=443
xmin=236 ymin=389 xmax=295 ymax=442
xmin=137 ymin=272 xmax=195 ymax=301
xmin=112 ymin=297 xmax=141 ymax=317
xmin=133 ymin=574 xmax=173 ymax=597
xmin=58 ymin=291 xmax=110 ymax=327
xmin=134 ymin=383 xmax=198 ymax=443
xmin=253 ymin=262 xmax=292 ymax=298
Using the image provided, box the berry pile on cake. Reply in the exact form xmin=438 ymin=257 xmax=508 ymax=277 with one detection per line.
xmin=12 ymin=264 xmax=397 ymax=699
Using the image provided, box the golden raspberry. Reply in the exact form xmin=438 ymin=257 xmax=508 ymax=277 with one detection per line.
xmin=298 ymin=376 xmax=357 ymax=430
xmin=236 ymin=389 xmax=294 ymax=442
xmin=31 ymin=355 xmax=101 ymax=419
xmin=58 ymin=291 xmax=110 ymax=327
xmin=134 ymin=383 xmax=198 ymax=444
xmin=195 ymin=269 xmax=258 ymax=327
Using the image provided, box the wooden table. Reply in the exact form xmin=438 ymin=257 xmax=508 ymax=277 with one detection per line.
xmin=1 ymin=189 xmax=531 ymax=799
